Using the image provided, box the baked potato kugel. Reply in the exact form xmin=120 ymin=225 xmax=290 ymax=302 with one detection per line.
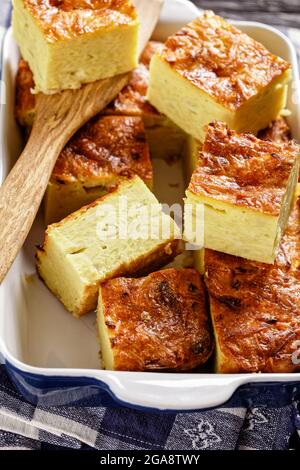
xmin=148 ymin=10 xmax=291 ymax=142
xmin=191 ymin=117 xmax=294 ymax=274
xmin=98 ymin=268 xmax=214 ymax=371
xmin=185 ymin=121 xmax=299 ymax=264
xmin=37 ymin=176 xmax=182 ymax=317
xmin=12 ymin=0 xmax=139 ymax=94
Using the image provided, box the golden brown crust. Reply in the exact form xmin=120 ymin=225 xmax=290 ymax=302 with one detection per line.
xmin=188 ymin=121 xmax=299 ymax=215
xmin=15 ymin=60 xmax=35 ymax=127
xmin=100 ymin=268 xmax=214 ymax=371
xmin=159 ymin=11 xmax=291 ymax=110
xmin=52 ymin=115 xmax=153 ymax=185
xmin=258 ymin=116 xmax=292 ymax=143
xmin=104 ymin=41 xmax=164 ymax=117
xmin=204 ymin=197 xmax=300 ymax=373
xmin=23 ymin=0 xmax=137 ymax=42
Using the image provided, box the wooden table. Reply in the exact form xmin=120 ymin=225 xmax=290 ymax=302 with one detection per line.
xmin=192 ymin=1 xmax=300 ymax=28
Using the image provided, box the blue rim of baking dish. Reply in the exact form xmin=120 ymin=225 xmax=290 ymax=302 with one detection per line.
xmin=3 ymin=358 xmax=300 ymax=412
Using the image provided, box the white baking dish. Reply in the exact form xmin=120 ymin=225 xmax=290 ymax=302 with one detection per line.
xmin=1 ymin=0 xmax=300 ymax=411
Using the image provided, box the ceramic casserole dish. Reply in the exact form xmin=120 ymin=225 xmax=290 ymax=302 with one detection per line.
xmin=1 ymin=0 xmax=300 ymax=411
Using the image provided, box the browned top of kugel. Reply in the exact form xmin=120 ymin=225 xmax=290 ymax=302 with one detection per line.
xmin=204 ymin=196 xmax=300 ymax=373
xmin=23 ymin=0 xmax=137 ymax=42
xmin=158 ymin=10 xmax=290 ymax=110
xmin=188 ymin=121 xmax=299 ymax=215
xmin=100 ymin=268 xmax=214 ymax=371
xmin=15 ymin=60 xmax=35 ymax=125
xmin=258 ymin=116 xmax=292 ymax=143
xmin=52 ymin=115 xmax=152 ymax=184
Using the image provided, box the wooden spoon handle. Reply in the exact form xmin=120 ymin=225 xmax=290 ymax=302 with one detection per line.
xmin=0 ymin=125 xmax=67 ymax=277
xmin=0 ymin=74 xmax=129 ymax=282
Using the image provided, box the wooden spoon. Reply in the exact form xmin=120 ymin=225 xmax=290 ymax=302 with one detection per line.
xmin=0 ymin=0 xmax=164 ymax=283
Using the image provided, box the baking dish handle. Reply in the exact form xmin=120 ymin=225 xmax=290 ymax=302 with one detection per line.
xmin=103 ymin=373 xmax=246 ymax=411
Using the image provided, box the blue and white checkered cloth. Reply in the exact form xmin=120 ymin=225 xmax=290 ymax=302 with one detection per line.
xmin=0 ymin=366 xmax=299 ymax=450
xmin=1 ymin=0 xmax=300 ymax=450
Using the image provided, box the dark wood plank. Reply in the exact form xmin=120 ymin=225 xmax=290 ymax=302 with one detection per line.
xmin=192 ymin=0 xmax=300 ymax=27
